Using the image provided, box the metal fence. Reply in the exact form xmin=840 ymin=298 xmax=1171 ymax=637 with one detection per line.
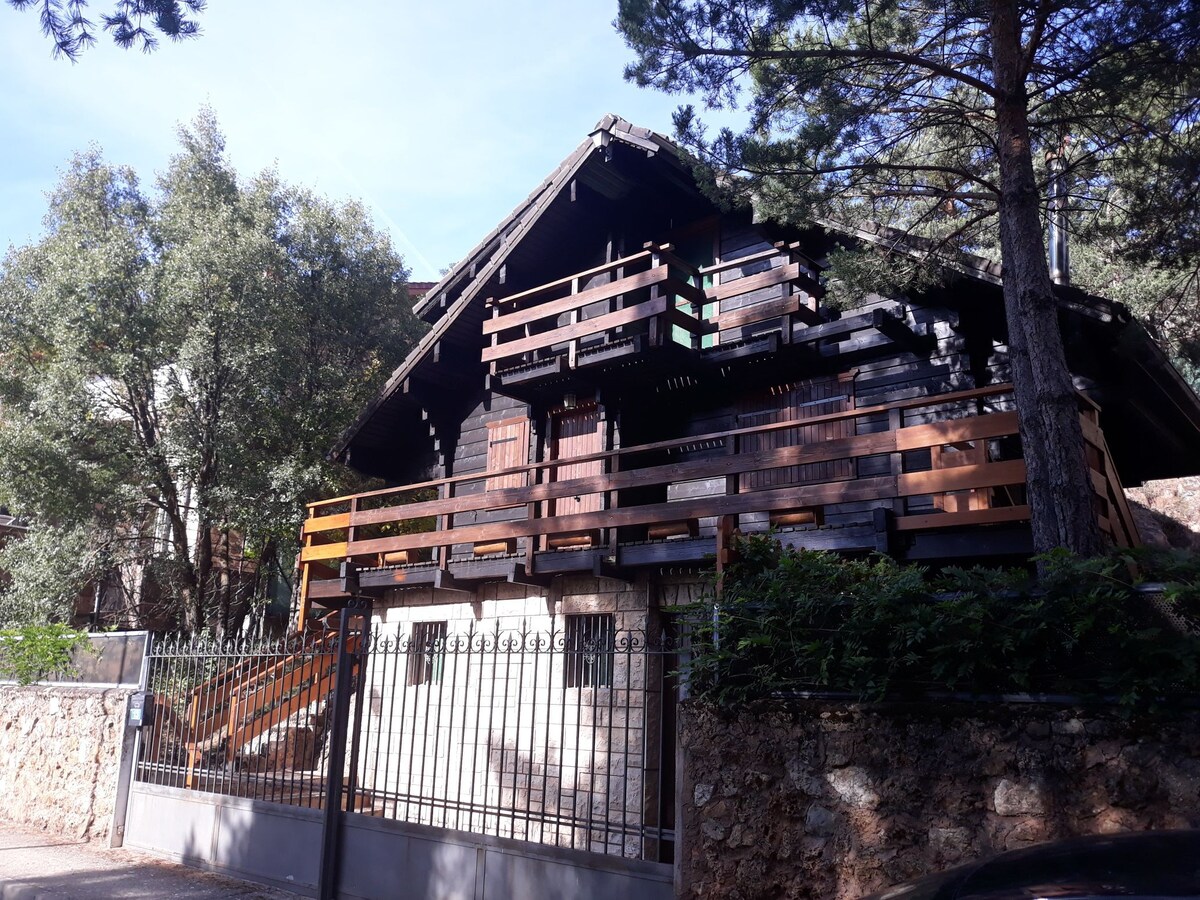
xmin=134 ymin=619 xmax=678 ymax=864
xmin=136 ymin=628 xmax=343 ymax=809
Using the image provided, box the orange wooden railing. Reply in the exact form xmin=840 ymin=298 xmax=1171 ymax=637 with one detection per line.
xmin=482 ymin=242 xmax=828 ymax=377
xmin=297 ymin=384 xmax=1139 ymax=625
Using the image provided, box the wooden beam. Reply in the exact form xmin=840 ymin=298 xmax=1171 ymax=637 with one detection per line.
xmin=705 ymin=262 xmax=820 ymax=303
xmin=485 ymin=264 xmax=664 ymax=334
xmin=895 ymin=412 xmax=1020 ymax=452
xmin=871 ymin=308 xmax=931 ymax=350
xmin=483 ymin=294 xmax=673 ymax=363
xmin=507 ymin=564 xmax=552 ymax=589
xmin=897 ymin=460 xmax=1026 ymax=496
xmin=434 ymin=569 xmax=472 ymax=593
xmin=894 ymin=505 xmax=1032 ymax=532
xmin=307 ymin=383 xmax=1018 ymax=515
xmin=339 ymin=560 xmax=359 ymax=596
xmin=487 ymin=248 xmax=655 ymax=312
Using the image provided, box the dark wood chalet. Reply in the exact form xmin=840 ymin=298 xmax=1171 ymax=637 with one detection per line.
xmin=296 ymin=115 xmax=1200 ymax=627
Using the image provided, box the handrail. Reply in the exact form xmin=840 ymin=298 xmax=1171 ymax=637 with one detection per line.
xmin=301 ymin=407 xmax=1035 ymax=562
xmin=487 ymin=246 xmax=658 ymax=310
xmin=307 ymin=383 xmax=1018 ymax=511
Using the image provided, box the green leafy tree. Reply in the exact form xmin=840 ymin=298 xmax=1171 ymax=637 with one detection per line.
xmin=0 ymin=110 xmax=422 ymax=633
xmin=7 ymin=0 xmax=204 ymax=59
xmin=618 ymin=0 xmax=1200 ymax=557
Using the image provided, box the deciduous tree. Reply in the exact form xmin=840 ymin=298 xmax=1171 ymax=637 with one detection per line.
xmin=0 ymin=110 xmax=421 ymax=632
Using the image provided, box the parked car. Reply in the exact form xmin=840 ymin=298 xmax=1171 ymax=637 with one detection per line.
xmin=863 ymin=830 xmax=1200 ymax=898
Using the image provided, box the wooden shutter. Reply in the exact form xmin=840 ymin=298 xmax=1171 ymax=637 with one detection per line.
xmin=739 ymin=375 xmax=855 ymax=491
xmin=551 ymin=407 xmax=605 ymax=515
xmin=485 ymin=416 xmax=530 ymax=491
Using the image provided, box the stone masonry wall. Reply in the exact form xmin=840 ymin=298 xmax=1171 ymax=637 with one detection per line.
xmin=0 ymin=686 xmax=131 ymax=840
xmin=358 ymin=575 xmax=669 ymax=856
xmin=680 ymin=700 xmax=1200 ymax=899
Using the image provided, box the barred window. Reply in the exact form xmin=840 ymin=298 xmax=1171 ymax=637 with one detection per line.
xmin=565 ymin=614 xmax=614 ymax=688
xmin=407 ymin=621 xmax=447 ymax=686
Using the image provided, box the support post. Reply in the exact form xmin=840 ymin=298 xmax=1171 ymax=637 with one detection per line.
xmin=317 ymin=597 xmax=370 ymax=900
xmin=343 ymin=602 xmax=373 ymax=814
xmin=109 ymin=631 xmax=153 ymax=848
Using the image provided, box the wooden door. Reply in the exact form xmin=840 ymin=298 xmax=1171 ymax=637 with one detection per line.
xmin=546 ymin=406 xmax=606 ymax=548
xmin=551 ymin=407 xmax=605 ymax=516
xmin=739 ymin=375 xmax=855 ymax=491
xmin=486 ymin=416 xmax=530 ymax=491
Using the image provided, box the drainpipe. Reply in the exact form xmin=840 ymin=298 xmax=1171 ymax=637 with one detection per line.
xmin=1047 ymin=141 xmax=1070 ymax=286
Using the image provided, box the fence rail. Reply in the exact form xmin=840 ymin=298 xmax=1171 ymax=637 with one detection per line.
xmin=135 ymin=623 xmax=677 ymax=863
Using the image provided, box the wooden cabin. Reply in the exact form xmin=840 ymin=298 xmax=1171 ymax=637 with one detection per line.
xmin=297 ymin=114 xmax=1200 ymax=630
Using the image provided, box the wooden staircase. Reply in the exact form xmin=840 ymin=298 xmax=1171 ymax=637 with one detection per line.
xmin=180 ymin=618 xmax=360 ymax=788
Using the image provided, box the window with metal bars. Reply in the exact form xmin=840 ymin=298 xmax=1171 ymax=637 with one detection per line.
xmin=564 ymin=614 xmax=614 ymax=688
xmin=407 ymin=621 xmax=447 ymax=686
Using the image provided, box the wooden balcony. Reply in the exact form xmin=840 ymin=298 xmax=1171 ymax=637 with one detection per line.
xmin=482 ymin=242 xmax=828 ymax=394
xmin=297 ymin=386 xmax=1139 ymax=627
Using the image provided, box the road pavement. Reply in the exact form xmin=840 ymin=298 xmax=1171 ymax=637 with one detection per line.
xmin=0 ymin=825 xmax=304 ymax=899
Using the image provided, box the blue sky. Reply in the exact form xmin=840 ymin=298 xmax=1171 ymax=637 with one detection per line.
xmin=1 ymin=1 xmax=743 ymax=281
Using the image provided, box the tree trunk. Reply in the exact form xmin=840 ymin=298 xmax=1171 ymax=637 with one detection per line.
xmin=194 ymin=515 xmax=214 ymax=632
xmin=990 ymin=0 xmax=1103 ymax=557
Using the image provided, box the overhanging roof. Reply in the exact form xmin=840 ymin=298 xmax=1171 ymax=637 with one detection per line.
xmin=335 ymin=115 xmax=1200 ymax=484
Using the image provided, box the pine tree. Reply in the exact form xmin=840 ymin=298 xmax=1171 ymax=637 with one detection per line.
xmin=618 ymin=0 xmax=1200 ymax=556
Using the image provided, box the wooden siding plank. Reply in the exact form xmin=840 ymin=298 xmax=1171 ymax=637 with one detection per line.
xmin=897 ymin=459 xmax=1027 ymax=496
xmin=895 ymin=505 xmax=1031 ymax=531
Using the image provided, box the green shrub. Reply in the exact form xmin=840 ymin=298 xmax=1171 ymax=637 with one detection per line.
xmin=680 ymin=537 xmax=1200 ymax=709
xmin=0 ymin=624 xmax=90 ymax=685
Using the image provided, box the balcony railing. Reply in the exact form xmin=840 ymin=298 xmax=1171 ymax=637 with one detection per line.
xmin=297 ymin=385 xmax=1139 ymax=626
xmin=482 ymin=242 xmax=827 ymax=387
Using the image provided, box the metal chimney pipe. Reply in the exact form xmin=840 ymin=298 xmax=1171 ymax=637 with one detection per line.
xmin=1047 ymin=145 xmax=1070 ymax=285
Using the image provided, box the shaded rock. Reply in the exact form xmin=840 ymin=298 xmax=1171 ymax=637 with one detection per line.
xmin=993 ymin=778 xmax=1045 ymax=816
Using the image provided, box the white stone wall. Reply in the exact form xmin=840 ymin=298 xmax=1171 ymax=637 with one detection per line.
xmin=354 ymin=576 xmax=673 ymax=857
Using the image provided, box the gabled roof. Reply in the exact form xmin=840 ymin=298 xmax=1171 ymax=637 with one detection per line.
xmin=335 ymin=115 xmax=1200 ymax=483
xmin=331 ymin=115 xmax=691 ymax=467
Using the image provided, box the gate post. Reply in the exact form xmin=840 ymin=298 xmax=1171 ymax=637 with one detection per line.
xmin=317 ymin=599 xmax=371 ymax=900
xmin=109 ymin=631 xmax=153 ymax=848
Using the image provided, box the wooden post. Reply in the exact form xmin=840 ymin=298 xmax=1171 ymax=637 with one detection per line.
xmin=714 ymin=514 xmax=739 ymax=599
xmin=296 ymin=514 xmax=314 ymax=633
xmin=568 ymin=275 xmax=581 ymax=370
xmin=437 ymin=482 xmax=452 ymax=570
xmin=887 ymin=407 xmax=906 ymax=521
xmin=487 ymin=301 xmax=501 ymax=375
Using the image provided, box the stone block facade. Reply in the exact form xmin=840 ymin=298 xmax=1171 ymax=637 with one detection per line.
xmin=679 ymin=700 xmax=1200 ymax=898
xmin=355 ymin=574 xmax=677 ymax=858
xmin=0 ymin=686 xmax=131 ymax=840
